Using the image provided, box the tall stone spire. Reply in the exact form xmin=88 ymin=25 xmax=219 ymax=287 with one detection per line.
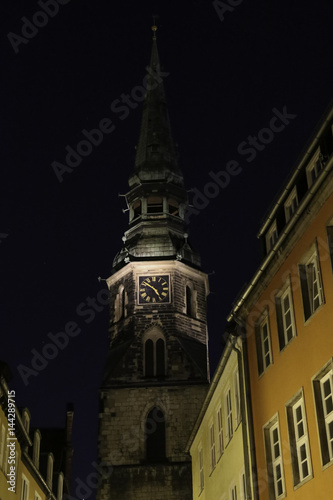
xmin=131 ymin=24 xmax=182 ymax=187
xmin=113 ymin=25 xmax=201 ymax=270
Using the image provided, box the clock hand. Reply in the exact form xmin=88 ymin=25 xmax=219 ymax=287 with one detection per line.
xmin=145 ymin=282 xmax=162 ymax=298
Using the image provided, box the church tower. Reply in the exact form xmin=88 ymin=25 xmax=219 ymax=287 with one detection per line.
xmin=96 ymin=26 xmax=210 ymax=500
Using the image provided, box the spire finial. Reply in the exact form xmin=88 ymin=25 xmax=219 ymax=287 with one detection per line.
xmin=152 ymin=16 xmax=157 ymax=40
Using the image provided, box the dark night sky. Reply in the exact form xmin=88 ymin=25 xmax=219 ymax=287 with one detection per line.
xmin=1 ymin=0 xmax=333 ymax=495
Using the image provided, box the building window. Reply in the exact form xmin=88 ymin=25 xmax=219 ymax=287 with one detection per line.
xmin=225 ymin=389 xmax=233 ymax=443
xmin=21 ymin=475 xmax=29 ymax=500
xmin=255 ymin=310 xmax=272 ymax=375
xmin=210 ymin=423 xmax=216 ymax=471
xmin=185 ymin=283 xmax=197 ymax=318
xmin=132 ymin=199 xmax=141 ymax=220
xmin=199 ymin=447 xmax=204 ymax=493
xmin=217 ymin=407 xmax=224 ymax=458
xmin=230 ymin=483 xmax=237 ymax=500
xmin=240 ymin=469 xmax=247 ymax=500
xmin=299 ymin=245 xmax=324 ymax=321
xmin=33 ymin=430 xmax=41 ymax=469
xmin=168 ymin=198 xmax=179 ymax=217
xmin=145 ymin=407 xmax=166 ymax=461
xmin=114 ymin=284 xmax=126 ymax=322
xmin=284 ymin=186 xmax=298 ymax=222
xmin=47 ymin=454 xmax=54 ymax=490
xmin=266 ymin=220 xmax=278 ymax=252
xmin=143 ymin=329 xmax=166 ymax=377
xmin=312 ymin=360 xmax=333 ymax=467
xmin=306 ymin=148 xmax=323 ymax=188
xmin=263 ymin=415 xmax=286 ymax=500
xmin=147 ymin=196 xmax=163 ymax=214
xmin=286 ymin=391 xmax=312 ymax=486
xmin=275 ymin=283 xmax=296 ymax=350
xmin=327 ymin=221 xmax=333 ymax=273
xmin=35 ymin=493 xmax=42 ymax=500
xmin=234 ymin=369 xmax=241 ymax=426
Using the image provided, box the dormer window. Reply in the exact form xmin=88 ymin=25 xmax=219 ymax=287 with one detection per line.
xmin=284 ymin=186 xmax=298 ymax=222
xmin=147 ymin=196 xmax=163 ymax=214
xmin=46 ymin=453 xmax=54 ymax=489
xmin=306 ymin=148 xmax=323 ymax=188
xmin=33 ymin=430 xmax=41 ymax=469
xmin=21 ymin=409 xmax=30 ymax=435
xmin=266 ymin=221 xmax=278 ymax=252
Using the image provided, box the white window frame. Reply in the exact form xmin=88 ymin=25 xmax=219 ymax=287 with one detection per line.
xmin=306 ymin=147 xmax=322 ymax=188
xmin=234 ymin=368 xmax=241 ymax=427
xmin=284 ymin=186 xmax=298 ymax=222
xmin=263 ymin=414 xmax=286 ymax=500
xmin=239 ymin=468 xmax=247 ymax=500
xmin=266 ymin=220 xmax=278 ymax=252
xmin=21 ymin=474 xmax=29 ymax=500
xmin=230 ymin=482 xmax=238 ymax=500
xmin=255 ymin=310 xmax=272 ymax=375
xmin=275 ymin=282 xmax=296 ymax=350
xmin=217 ymin=406 xmax=224 ymax=458
xmin=320 ymin=371 xmax=333 ymax=462
xmin=299 ymin=243 xmax=324 ymax=321
xmin=225 ymin=388 xmax=233 ymax=443
xmin=286 ymin=390 xmax=312 ymax=486
xmin=35 ymin=493 xmax=42 ymax=500
xmin=312 ymin=360 xmax=333 ymax=467
xmin=198 ymin=447 xmax=204 ymax=493
xmin=209 ymin=422 xmax=216 ymax=471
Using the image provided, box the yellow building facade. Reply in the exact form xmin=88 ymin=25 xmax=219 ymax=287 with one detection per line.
xmin=0 ymin=363 xmax=65 ymax=500
xmin=188 ymin=334 xmax=255 ymax=500
xmin=227 ymin=103 xmax=333 ymax=498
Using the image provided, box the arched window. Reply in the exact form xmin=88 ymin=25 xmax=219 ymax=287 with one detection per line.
xmin=145 ymin=407 xmax=166 ymax=461
xmin=143 ymin=329 xmax=166 ymax=377
xmin=115 ymin=284 xmax=126 ymax=322
xmin=186 ymin=285 xmax=192 ymax=316
xmin=185 ymin=282 xmax=197 ymax=318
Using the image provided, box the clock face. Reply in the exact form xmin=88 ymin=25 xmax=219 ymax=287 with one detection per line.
xmin=138 ymin=275 xmax=170 ymax=304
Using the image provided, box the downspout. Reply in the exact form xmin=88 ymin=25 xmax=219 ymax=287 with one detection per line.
xmin=232 ymin=320 xmax=259 ymax=500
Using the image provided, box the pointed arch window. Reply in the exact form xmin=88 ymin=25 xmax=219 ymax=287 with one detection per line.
xmin=185 ymin=282 xmax=197 ymax=318
xmin=115 ymin=284 xmax=127 ymax=322
xmin=145 ymin=407 xmax=166 ymax=461
xmin=143 ymin=329 xmax=166 ymax=377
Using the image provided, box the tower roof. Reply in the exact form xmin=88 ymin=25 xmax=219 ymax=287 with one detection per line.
xmin=129 ymin=25 xmax=183 ymax=187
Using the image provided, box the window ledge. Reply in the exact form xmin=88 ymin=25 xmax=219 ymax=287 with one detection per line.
xmin=304 ymin=301 xmax=325 ymax=326
xmin=293 ymin=473 xmax=313 ymax=490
